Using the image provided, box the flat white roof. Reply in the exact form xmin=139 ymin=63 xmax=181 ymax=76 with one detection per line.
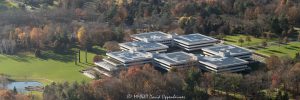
xmin=202 ymin=45 xmax=252 ymax=56
xmin=107 ymin=51 xmax=152 ymax=63
xmin=174 ymin=33 xmax=218 ymax=45
xmin=197 ymin=55 xmax=248 ymax=69
xmin=119 ymin=41 xmax=168 ymax=51
xmin=131 ymin=31 xmax=173 ymax=42
xmin=154 ymin=52 xmax=197 ymax=65
xmin=94 ymin=61 xmax=118 ymax=71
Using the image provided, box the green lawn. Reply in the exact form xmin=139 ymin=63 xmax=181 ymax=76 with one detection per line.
xmin=223 ymin=34 xmax=300 ymax=58
xmin=256 ymin=42 xmax=300 ymax=58
xmin=224 ymin=34 xmax=265 ymax=46
xmin=0 ymin=47 xmax=106 ymax=84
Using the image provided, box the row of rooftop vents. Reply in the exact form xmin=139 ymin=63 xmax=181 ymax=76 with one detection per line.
xmin=94 ymin=31 xmax=253 ymax=77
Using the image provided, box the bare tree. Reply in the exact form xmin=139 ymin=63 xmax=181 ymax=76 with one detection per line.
xmin=0 ymin=39 xmax=16 ymax=54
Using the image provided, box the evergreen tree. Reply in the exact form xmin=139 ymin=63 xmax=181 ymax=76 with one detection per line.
xmin=13 ymin=86 xmax=17 ymax=94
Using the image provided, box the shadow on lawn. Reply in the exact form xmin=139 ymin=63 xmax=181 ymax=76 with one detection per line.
xmin=91 ymin=47 xmax=106 ymax=55
xmin=82 ymin=62 xmax=94 ymax=66
xmin=262 ymin=51 xmax=274 ymax=55
xmin=269 ymin=50 xmax=285 ymax=54
xmin=4 ymin=54 xmax=30 ymax=62
xmin=248 ymin=47 xmax=260 ymax=50
xmin=224 ymin=39 xmax=237 ymax=43
xmin=290 ymin=46 xmax=300 ymax=49
xmin=40 ymin=51 xmax=75 ymax=62
xmin=285 ymin=47 xmax=298 ymax=50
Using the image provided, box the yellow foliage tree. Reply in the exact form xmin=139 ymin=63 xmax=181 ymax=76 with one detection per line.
xmin=77 ymin=26 xmax=87 ymax=47
xmin=30 ymin=27 xmax=43 ymax=48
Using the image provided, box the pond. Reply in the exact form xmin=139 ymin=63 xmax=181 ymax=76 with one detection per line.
xmin=6 ymin=81 xmax=43 ymax=93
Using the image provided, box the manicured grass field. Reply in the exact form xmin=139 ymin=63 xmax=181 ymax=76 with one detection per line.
xmin=0 ymin=47 xmax=106 ymax=84
xmin=223 ymin=34 xmax=300 ymax=58
xmin=256 ymin=42 xmax=300 ymax=58
xmin=224 ymin=34 xmax=265 ymax=46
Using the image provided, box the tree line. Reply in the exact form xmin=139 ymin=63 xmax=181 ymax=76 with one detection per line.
xmin=41 ymin=56 xmax=300 ymax=100
xmin=0 ymin=55 xmax=299 ymax=99
xmin=1 ymin=0 xmax=300 ymax=55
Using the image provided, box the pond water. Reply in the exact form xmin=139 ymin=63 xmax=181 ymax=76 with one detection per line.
xmin=7 ymin=82 xmax=43 ymax=93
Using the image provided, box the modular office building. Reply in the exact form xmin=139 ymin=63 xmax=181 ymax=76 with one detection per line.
xmin=119 ymin=41 xmax=169 ymax=53
xmin=153 ymin=52 xmax=198 ymax=71
xmin=202 ymin=45 xmax=253 ymax=61
xmin=94 ymin=51 xmax=153 ymax=76
xmin=197 ymin=54 xmax=249 ymax=73
xmin=174 ymin=33 xmax=219 ymax=51
xmin=130 ymin=31 xmax=174 ymax=46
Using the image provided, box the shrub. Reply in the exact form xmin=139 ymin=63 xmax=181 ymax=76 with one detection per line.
xmin=93 ymin=55 xmax=102 ymax=63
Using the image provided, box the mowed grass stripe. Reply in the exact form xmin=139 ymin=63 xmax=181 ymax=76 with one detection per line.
xmin=256 ymin=42 xmax=300 ymax=58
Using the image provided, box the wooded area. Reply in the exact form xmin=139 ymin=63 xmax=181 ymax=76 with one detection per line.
xmin=0 ymin=0 xmax=300 ymax=55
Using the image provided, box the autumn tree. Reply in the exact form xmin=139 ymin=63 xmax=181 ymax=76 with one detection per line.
xmin=93 ymin=55 xmax=102 ymax=63
xmin=0 ymin=90 xmax=15 ymax=100
xmin=77 ymin=26 xmax=87 ymax=48
xmin=103 ymin=41 xmax=120 ymax=52
xmin=266 ymin=55 xmax=282 ymax=71
xmin=77 ymin=26 xmax=89 ymax=63
xmin=30 ymin=27 xmax=44 ymax=49
xmin=287 ymin=6 xmax=300 ymax=24
xmin=286 ymin=63 xmax=300 ymax=95
xmin=178 ymin=16 xmax=197 ymax=34
xmin=240 ymin=72 xmax=270 ymax=99
xmin=261 ymin=40 xmax=268 ymax=47
xmin=112 ymin=6 xmax=128 ymax=26
xmin=0 ymin=89 xmax=30 ymax=100
xmin=15 ymin=28 xmax=28 ymax=49
xmin=244 ymin=8 xmax=256 ymax=20
xmin=275 ymin=0 xmax=288 ymax=15
xmin=75 ymin=8 xmax=87 ymax=19
xmin=90 ymin=65 xmax=185 ymax=100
